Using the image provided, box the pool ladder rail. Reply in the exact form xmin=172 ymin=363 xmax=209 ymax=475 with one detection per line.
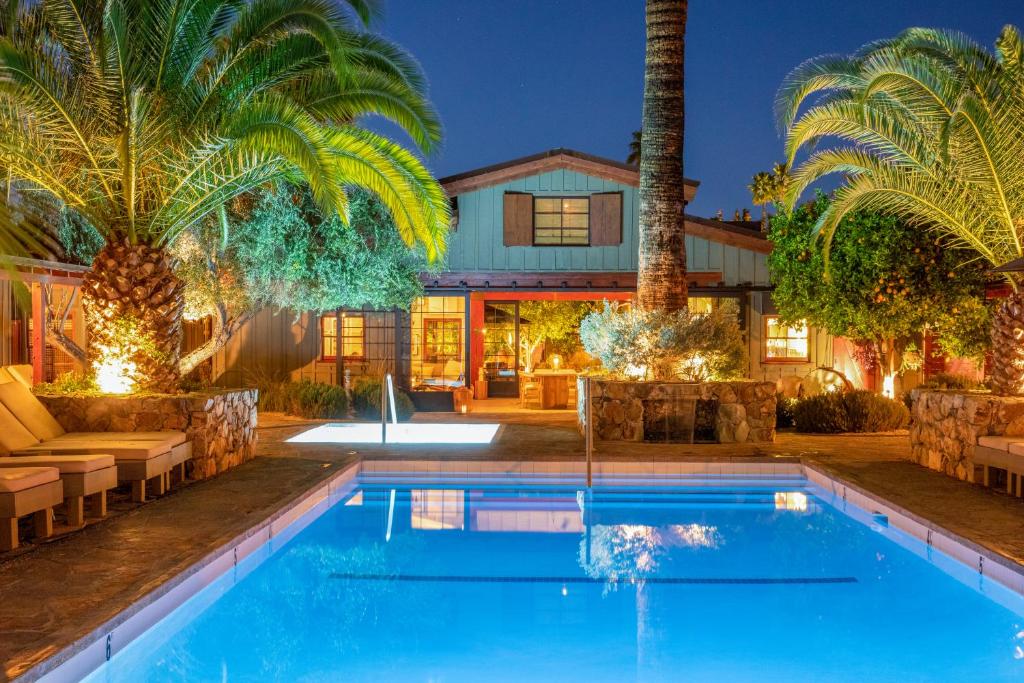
xmin=380 ymin=373 xmax=399 ymax=443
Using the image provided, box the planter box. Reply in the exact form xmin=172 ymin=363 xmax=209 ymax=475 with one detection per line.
xmin=577 ymin=378 xmax=776 ymax=444
xmin=909 ymin=389 xmax=1024 ymax=481
xmin=37 ymin=389 xmax=258 ymax=480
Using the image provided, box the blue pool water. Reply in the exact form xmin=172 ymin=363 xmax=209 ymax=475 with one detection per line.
xmin=82 ymin=471 xmax=1024 ymax=682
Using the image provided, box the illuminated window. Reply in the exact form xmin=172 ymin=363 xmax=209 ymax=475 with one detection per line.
xmin=424 ymin=318 xmax=461 ymax=362
xmin=411 ymin=296 xmax=466 ymax=389
xmin=764 ymin=316 xmax=809 ymax=361
xmin=321 ymin=314 xmax=365 ymax=361
xmin=534 ymin=197 xmax=589 ymax=246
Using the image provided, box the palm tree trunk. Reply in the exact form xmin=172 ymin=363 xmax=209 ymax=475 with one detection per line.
xmin=81 ymin=240 xmax=185 ymax=391
xmin=637 ymin=0 xmax=688 ymax=312
xmin=990 ymin=287 xmax=1024 ymax=395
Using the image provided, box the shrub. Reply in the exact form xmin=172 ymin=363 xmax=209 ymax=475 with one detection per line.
xmin=36 ymin=372 xmax=99 ymax=395
xmin=579 ymin=302 xmax=746 ymax=381
xmin=918 ymin=372 xmax=985 ymax=392
xmin=843 ymin=391 xmax=910 ymax=432
xmin=352 ymin=377 xmax=416 ymax=421
xmin=256 ymin=380 xmax=347 ymax=419
xmin=793 ymin=393 xmax=851 ymax=433
xmin=793 ymin=390 xmax=909 ymax=433
xmin=289 ymin=381 xmax=349 ymax=419
xmin=775 ymin=392 xmax=797 ymax=429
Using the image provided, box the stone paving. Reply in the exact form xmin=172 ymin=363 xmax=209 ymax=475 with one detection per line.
xmin=1 ymin=409 xmax=1023 ymax=681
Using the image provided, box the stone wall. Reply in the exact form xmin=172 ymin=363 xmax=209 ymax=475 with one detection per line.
xmin=577 ymin=379 xmax=776 ymax=443
xmin=37 ymin=389 xmax=258 ymax=479
xmin=909 ymin=389 xmax=1024 ymax=481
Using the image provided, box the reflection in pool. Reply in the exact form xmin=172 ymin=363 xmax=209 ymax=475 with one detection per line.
xmin=84 ymin=474 xmax=1024 ymax=682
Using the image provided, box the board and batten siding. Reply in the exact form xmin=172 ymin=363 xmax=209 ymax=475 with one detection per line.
xmin=448 ymin=168 xmax=770 ymax=286
xmin=212 ymin=308 xmax=396 ymax=388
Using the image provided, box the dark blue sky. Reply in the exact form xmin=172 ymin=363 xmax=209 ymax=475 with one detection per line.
xmin=374 ymin=1 xmax=1019 ymax=217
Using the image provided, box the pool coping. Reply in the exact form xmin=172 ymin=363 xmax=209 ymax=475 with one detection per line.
xmin=21 ymin=457 xmax=1024 ymax=682
xmin=25 ymin=461 xmax=362 ymax=683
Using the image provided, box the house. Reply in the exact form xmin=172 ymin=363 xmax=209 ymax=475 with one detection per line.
xmin=210 ymin=149 xmax=836 ymax=406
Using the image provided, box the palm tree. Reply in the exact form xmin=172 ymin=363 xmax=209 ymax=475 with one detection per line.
xmin=0 ymin=0 xmax=448 ymax=390
xmin=777 ymin=26 xmax=1024 ymax=394
xmin=626 ymin=129 xmax=642 ymax=166
xmin=748 ymin=171 xmax=774 ymax=232
xmin=636 ymin=0 xmax=687 ymax=312
xmin=748 ymin=163 xmax=789 ymax=232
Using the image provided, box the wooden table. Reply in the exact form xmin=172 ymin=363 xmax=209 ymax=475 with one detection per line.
xmin=523 ymin=371 xmax=578 ymax=409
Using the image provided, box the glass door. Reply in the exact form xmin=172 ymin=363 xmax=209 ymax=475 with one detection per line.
xmin=483 ymin=302 xmax=519 ymax=397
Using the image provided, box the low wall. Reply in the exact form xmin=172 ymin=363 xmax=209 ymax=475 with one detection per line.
xmin=38 ymin=389 xmax=258 ymax=479
xmin=577 ymin=379 xmax=776 ymax=443
xmin=909 ymin=389 xmax=1024 ymax=481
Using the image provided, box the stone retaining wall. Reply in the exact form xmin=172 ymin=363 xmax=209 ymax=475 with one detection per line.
xmin=909 ymin=389 xmax=1024 ymax=481
xmin=37 ymin=389 xmax=258 ymax=479
xmin=577 ymin=379 xmax=776 ymax=443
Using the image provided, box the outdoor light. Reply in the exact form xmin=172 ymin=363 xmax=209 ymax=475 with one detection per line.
xmin=461 ymin=404 xmax=468 ymax=414
xmin=552 ymin=355 xmax=561 ymax=370
xmin=882 ymin=374 xmax=895 ymax=399
xmin=93 ymin=342 xmax=139 ymax=394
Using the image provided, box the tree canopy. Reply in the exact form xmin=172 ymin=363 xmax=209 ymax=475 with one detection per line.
xmin=767 ymin=194 xmax=991 ymax=363
xmin=174 ymin=186 xmax=435 ymax=374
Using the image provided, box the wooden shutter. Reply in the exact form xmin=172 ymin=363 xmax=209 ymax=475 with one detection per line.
xmin=503 ymin=192 xmax=533 ymax=246
xmin=590 ymin=192 xmax=623 ymax=246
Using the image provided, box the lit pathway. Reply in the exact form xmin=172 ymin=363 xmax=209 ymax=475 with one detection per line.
xmin=1 ymin=412 xmax=1022 ymax=681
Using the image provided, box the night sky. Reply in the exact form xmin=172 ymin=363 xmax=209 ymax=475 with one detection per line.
xmin=373 ymin=1 xmax=1020 ymax=217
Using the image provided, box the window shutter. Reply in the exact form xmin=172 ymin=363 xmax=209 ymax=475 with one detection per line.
xmin=590 ymin=192 xmax=623 ymax=246
xmin=503 ymin=192 xmax=533 ymax=246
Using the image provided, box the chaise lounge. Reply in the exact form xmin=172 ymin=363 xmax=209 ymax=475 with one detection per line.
xmin=0 ymin=379 xmax=191 ymax=503
xmin=0 ymin=466 xmax=62 ymax=551
xmin=0 ymin=454 xmax=115 ymax=526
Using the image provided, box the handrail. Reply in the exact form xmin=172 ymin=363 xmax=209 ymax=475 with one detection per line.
xmin=381 ymin=373 xmax=399 ymax=444
xmin=585 ymin=375 xmax=593 ymax=488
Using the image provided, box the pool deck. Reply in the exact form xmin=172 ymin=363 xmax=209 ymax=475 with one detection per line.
xmin=2 ymin=409 xmax=1023 ymax=681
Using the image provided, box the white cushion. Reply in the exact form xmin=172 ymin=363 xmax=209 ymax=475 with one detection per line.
xmin=0 ymin=380 xmax=65 ymax=440
xmin=977 ymin=436 xmax=1024 ymax=452
xmin=58 ymin=431 xmax=187 ymax=447
xmin=0 ymin=403 xmax=41 ymax=454
xmin=0 ymin=454 xmax=115 ymax=474
xmin=18 ymin=440 xmax=172 ymax=459
xmin=0 ymin=466 xmax=58 ymax=493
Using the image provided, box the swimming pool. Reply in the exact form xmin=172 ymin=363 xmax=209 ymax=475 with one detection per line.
xmin=72 ymin=464 xmax=1024 ymax=682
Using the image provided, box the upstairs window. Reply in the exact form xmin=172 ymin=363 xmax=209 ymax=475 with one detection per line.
xmin=764 ymin=316 xmax=809 ymax=362
xmin=533 ymin=197 xmax=590 ymax=246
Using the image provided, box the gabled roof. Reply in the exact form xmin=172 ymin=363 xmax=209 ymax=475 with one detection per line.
xmin=440 ymin=148 xmax=700 ymax=201
xmin=684 ymin=214 xmax=770 ymax=254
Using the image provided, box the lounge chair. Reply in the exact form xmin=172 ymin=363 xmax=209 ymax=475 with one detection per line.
xmin=0 ymin=466 xmax=62 ymax=551
xmin=0 ymin=381 xmax=188 ymax=503
xmin=0 ymin=454 xmax=115 ymax=526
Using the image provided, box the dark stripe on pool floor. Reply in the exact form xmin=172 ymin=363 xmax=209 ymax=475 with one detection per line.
xmin=328 ymin=573 xmax=858 ymax=585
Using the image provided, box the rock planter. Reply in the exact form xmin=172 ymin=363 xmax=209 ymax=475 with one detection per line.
xmin=577 ymin=378 xmax=776 ymax=443
xmin=909 ymin=389 xmax=1024 ymax=481
xmin=37 ymin=389 xmax=258 ymax=480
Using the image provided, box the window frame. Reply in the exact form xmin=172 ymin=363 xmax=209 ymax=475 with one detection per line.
xmin=320 ymin=313 xmax=367 ymax=362
xmin=762 ymin=315 xmax=810 ymax=364
xmin=423 ymin=317 xmax=463 ymax=363
xmin=532 ymin=195 xmax=591 ymax=247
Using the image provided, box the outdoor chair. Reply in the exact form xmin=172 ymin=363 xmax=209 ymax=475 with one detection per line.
xmin=974 ymin=436 xmax=1024 ymax=498
xmin=0 ymin=379 xmax=190 ymax=503
xmin=0 ymin=454 xmax=115 ymax=526
xmin=0 ymin=466 xmax=62 ymax=551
